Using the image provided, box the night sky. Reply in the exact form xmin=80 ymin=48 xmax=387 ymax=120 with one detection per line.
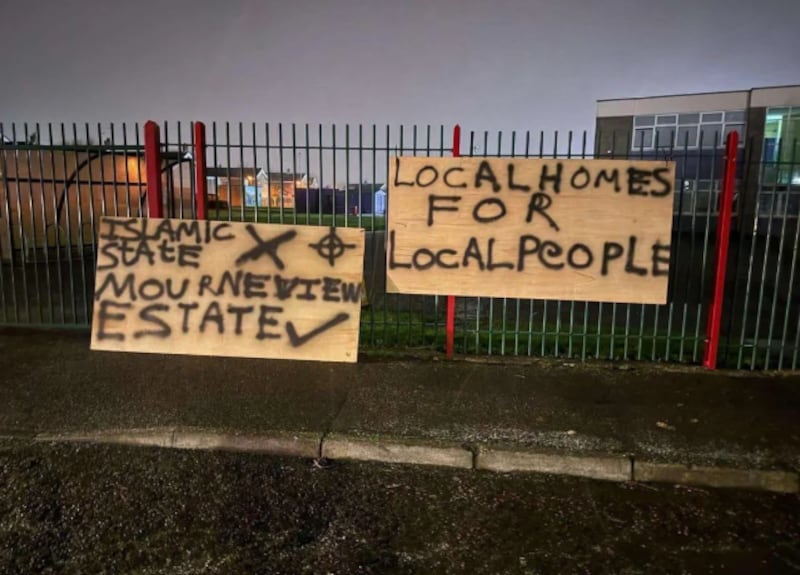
xmin=2 ymin=0 xmax=799 ymax=134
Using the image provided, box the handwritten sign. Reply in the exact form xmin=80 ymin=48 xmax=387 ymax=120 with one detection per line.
xmin=90 ymin=217 xmax=365 ymax=363
xmin=388 ymin=157 xmax=676 ymax=304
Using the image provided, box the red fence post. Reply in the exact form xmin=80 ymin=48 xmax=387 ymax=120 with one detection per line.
xmin=194 ymin=122 xmax=208 ymax=220
xmin=144 ymin=121 xmax=163 ymax=219
xmin=703 ymin=131 xmax=739 ymax=369
xmin=445 ymin=124 xmax=461 ymax=358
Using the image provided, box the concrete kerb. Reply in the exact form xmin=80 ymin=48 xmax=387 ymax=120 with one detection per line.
xmin=25 ymin=428 xmax=800 ymax=494
xmin=634 ymin=460 xmax=800 ymax=494
xmin=34 ymin=428 xmax=321 ymax=459
xmin=171 ymin=429 xmax=320 ymax=458
xmin=475 ymin=446 xmax=633 ymax=482
xmin=35 ymin=428 xmax=176 ymax=449
xmin=322 ymin=434 xmax=474 ymax=469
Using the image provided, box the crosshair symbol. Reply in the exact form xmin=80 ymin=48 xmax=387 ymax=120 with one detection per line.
xmin=309 ymin=226 xmax=356 ymax=267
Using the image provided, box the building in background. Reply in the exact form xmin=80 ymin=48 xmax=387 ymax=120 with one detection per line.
xmin=206 ymin=168 xmax=318 ymax=209
xmin=293 ymin=183 xmax=385 ymax=216
xmin=0 ymin=146 xmax=199 ymax=262
xmin=595 ymin=85 xmax=800 ymax=232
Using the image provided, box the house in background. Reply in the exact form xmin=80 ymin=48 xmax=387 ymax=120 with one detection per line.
xmin=206 ymin=168 xmax=318 ymax=209
xmin=0 ymin=148 xmax=149 ymax=262
xmin=595 ymin=85 xmax=800 ymax=231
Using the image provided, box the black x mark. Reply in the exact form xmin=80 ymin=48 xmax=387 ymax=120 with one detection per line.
xmin=235 ymin=225 xmax=297 ymax=270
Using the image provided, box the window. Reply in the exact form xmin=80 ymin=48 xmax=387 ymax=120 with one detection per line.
xmin=698 ymin=124 xmax=722 ymax=147
xmin=655 ymin=126 xmax=675 ymax=148
xmin=725 ymin=111 xmax=746 ymax=123
xmin=632 ymin=109 xmax=746 ymax=150
xmin=763 ymin=107 xmax=800 ymax=187
xmin=677 ymin=126 xmax=698 ymax=147
xmin=633 ymin=128 xmax=653 ymax=149
xmin=724 ymin=124 xmax=744 ymax=144
xmin=676 ymin=179 xmax=726 ymax=215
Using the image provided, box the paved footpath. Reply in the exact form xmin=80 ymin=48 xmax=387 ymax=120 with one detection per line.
xmin=1 ymin=327 xmax=798 ymax=493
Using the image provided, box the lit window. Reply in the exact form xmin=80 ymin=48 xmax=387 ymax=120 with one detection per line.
xmin=763 ymin=107 xmax=800 ymax=186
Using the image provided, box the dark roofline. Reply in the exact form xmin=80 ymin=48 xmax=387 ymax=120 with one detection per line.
xmin=206 ymin=167 xmax=262 ymax=177
xmin=597 ymin=84 xmax=800 ymax=103
xmin=206 ymin=168 xmax=308 ymax=179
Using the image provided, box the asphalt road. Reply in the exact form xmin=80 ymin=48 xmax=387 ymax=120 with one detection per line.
xmin=0 ymin=439 xmax=798 ymax=575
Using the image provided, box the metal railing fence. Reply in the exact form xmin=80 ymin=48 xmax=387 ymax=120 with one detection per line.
xmin=1 ymin=121 xmax=798 ymax=369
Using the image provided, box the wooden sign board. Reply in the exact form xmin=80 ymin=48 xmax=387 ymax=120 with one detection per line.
xmin=91 ymin=217 xmax=365 ymax=363
xmin=388 ymin=157 xmax=676 ymax=304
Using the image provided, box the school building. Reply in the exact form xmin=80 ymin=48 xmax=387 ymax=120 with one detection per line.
xmin=595 ymin=85 xmax=800 ymax=232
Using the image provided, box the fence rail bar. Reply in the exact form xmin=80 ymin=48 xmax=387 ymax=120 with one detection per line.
xmin=144 ymin=121 xmax=163 ymax=219
xmin=194 ymin=122 xmax=208 ymax=220
xmin=445 ymin=124 xmax=461 ymax=358
xmin=703 ymin=131 xmax=739 ymax=369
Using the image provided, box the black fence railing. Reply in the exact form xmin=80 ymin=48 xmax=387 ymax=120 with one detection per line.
xmin=1 ymin=122 xmax=798 ymax=369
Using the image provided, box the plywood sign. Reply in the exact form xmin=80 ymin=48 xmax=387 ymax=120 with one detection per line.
xmin=91 ymin=217 xmax=365 ymax=363
xmin=388 ymin=157 xmax=676 ymax=304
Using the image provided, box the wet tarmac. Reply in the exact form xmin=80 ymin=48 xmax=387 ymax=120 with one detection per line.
xmin=1 ymin=440 xmax=798 ymax=574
